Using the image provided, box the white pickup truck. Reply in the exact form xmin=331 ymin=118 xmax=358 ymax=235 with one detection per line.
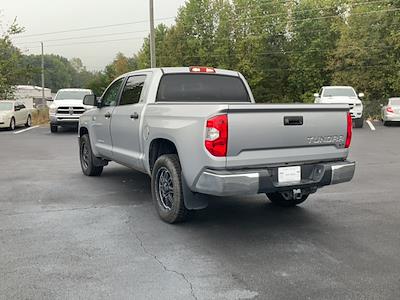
xmin=49 ymin=88 xmax=94 ymax=133
xmin=314 ymin=86 xmax=365 ymax=128
xmin=79 ymin=67 xmax=356 ymax=223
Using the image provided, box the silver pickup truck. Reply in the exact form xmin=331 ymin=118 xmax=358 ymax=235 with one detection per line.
xmin=79 ymin=67 xmax=355 ymax=223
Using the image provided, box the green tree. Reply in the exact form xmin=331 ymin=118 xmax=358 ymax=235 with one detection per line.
xmin=286 ymin=0 xmax=343 ymax=103
xmin=0 ymin=18 xmax=24 ymax=99
xmin=85 ymin=52 xmax=139 ymax=96
xmin=331 ymin=0 xmax=400 ymax=116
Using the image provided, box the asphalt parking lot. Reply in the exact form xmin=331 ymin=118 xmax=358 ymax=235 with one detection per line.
xmin=1 ymin=122 xmax=399 ymax=300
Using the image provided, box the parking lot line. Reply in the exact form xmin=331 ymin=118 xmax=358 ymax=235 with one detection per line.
xmin=366 ymin=120 xmax=376 ymax=131
xmin=14 ymin=125 xmax=39 ymax=135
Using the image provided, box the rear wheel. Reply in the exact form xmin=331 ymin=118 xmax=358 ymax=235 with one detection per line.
xmin=9 ymin=117 xmax=15 ymax=131
xmin=354 ymin=117 xmax=364 ymax=128
xmin=25 ymin=115 xmax=32 ymax=127
xmin=266 ymin=192 xmax=309 ymax=207
xmin=50 ymin=124 xmax=58 ymax=133
xmin=151 ymin=154 xmax=190 ymax=224
xmin=79 ymin=134 xmax=103 ymax=176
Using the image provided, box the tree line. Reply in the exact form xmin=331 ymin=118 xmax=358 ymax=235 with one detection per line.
xmin=1 ymin=0 xmax=400 ymax=117
xmin=134 ymin=0 xmax=400 ymax=116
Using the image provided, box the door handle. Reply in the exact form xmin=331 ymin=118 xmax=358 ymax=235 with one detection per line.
xmin=130 ymin=112 xmax=139 ymax=120
xmin=284 ymin=116 xmax=303 ymax=126
xmin=104 ymin=112 xmax=111 ymax=119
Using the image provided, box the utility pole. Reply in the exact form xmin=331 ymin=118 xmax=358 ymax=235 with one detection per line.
xmin=149 ymin=0 xmax=156 ymax=68
xmin=41 ymin=42 xmax=45 ymax=107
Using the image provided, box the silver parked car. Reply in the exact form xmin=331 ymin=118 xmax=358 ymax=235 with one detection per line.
xmin=382 ymin=98 xmax=400 ymax=126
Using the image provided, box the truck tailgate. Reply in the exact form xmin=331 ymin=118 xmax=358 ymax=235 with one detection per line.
xmin=226 ymin=104 xmax=349 ymax=168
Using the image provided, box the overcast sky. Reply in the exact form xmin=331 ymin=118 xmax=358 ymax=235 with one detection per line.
xmin=1 ymin=0 xmax=187 ymax=70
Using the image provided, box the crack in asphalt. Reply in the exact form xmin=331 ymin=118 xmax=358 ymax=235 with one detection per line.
xmin=0 ymin=204 xmax=143 ymax=217
xmin=127 ymin=217 xmax=198 ymax=300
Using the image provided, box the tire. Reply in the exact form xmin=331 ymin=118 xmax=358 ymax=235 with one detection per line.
xmin=151 ymin=154 xmax=190 ymax=224
xmin=383 ymin=121 xmax=389 ymax=127
xmin=25 ymin=115 xmax=32 ymax=128
xmin=50 ymin=124 xmax=58 ymax=133
xmin=266 ymin=192 xmax=309 ymax=207
xmin=354 ymin=117 xmax=364 ymax=128
xmin=9 ymin=117 xmax=15 ymax=131
xmin=79 ymin=134 xmax=103 ymax=176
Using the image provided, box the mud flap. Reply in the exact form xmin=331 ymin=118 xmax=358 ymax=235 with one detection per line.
xmin=182 ymin=176 xmax=209 ymax=210
xmin=93 ymin=156 xmax=109 ymax=167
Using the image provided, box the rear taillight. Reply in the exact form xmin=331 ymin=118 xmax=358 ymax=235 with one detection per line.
xmin=345 ymin=113 xmax=352 ymax=149
xmin=205 ymin=114 xmax=228 ymax=157
xmin=387 ymin=107 xmax=394 ymax=113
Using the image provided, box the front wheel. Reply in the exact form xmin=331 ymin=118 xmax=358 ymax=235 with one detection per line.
xmin=79 ymin=134 xmax=103 ymax=176
xmin=354 ymin=117 xmax=364 ymax=128
xmin=50 ymin=124 xmax=58 ymax=133
xmin=9 ymin=117 xmax=15 ymax=131
xmin=25 ymin=115 xmax=32 ymax=127
xmin=151 ymin=154 xmax=190 ymax=224
xmin=266 ymin=192 xmax=309 ymax=207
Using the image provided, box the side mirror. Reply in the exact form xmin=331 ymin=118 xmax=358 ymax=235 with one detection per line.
xmin=358 ymin=93 xmax=365 ymax=98
xmin=83 ymin=94 xmax=96 ymax=106
xmin=314 ymin=93 xmax=320 ymax=98
xmin=96 ymin=97 xmax=103 ymax=108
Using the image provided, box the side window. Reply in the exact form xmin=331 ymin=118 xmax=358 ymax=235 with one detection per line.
xmin=102 ymin=78 xmax=123 ymax=107
xmin=20 ymin=104 xmax=26 ymax=109
xmin=120 ymin=75 xmax=147 ymax=106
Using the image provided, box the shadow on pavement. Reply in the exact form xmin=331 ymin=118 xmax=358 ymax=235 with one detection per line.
xmin=50 ymin=126 xmax=78 ymax=135
xmin=100 ymin=165 xmax=322 ymax=232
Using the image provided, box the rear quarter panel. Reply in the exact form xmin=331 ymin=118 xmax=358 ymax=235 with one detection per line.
xmin=142 ymin=103 xmax=229 ymax=188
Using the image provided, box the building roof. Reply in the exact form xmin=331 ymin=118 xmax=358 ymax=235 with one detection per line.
xmin=16 ymin=85 xmax=51 ymax=91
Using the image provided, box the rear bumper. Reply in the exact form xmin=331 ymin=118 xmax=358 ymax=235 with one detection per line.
xmin=194 ymin=160 xmax=355 ymax=196
xmin=383 ymin=114 xmax=400 ymax=122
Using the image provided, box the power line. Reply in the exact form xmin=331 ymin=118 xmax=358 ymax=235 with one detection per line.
xmin=20 ymin=37 xmax=148 ymax=50
xmin=155 ymin=43 xmax=398 ymax=61
xmin=232 ymin=0 xmax=391 ymax=13
xmin=14 ymin=30 xmax=150 ymax=45
xmin=177 ymin=1 xmax=396 ymax=27
xmin=18 ymin=24 xmax=399 ymax=54
xmin=13 ymin=1 xmax=393 ymax=42
xmin=8 ymin=25 xmax=386 ymax=51
xmin=176 ymin=6 xmax=400 ymax=30
xmin=152 ymin=60 xmax=398 ymax=72
xmin=12 ymin=16 xmax=174 ymax=39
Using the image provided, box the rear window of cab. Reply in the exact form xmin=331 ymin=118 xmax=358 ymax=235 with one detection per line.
xmin=156 ymin=74 xmax=250 ymax=103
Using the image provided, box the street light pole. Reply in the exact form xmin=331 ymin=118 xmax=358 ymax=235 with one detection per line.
xmin=41 ymin=42 xmax=45 ymax=107
xmin=149 ymin=0 xmax=156 ymax=68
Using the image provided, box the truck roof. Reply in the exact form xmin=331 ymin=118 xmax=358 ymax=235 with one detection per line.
xmin=57 ymin=88 xmax=92 ymax=92
xmin=121 ymin=67 xmax=241 ymax=78
xmin=322 ymin=86 xmax=354 ymax=89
